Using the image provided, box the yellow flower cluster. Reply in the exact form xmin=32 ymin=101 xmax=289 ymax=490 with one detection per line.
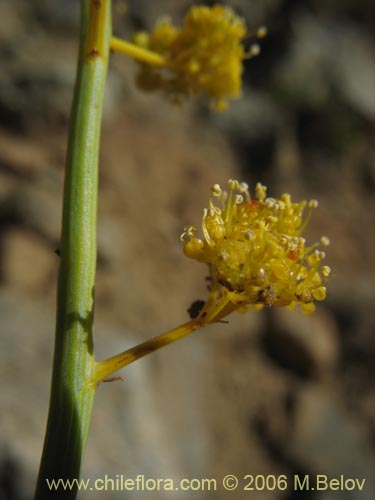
xmin=132 ymin=5 xmax=252 ymax=110
xmin=181 ymin=180 xmax=331 ymax=316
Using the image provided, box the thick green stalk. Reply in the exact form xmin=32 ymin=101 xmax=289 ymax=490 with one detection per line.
xmin=35 ymin=1 xmax=111 ymax=498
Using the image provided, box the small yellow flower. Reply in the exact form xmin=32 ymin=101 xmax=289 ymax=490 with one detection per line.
xmin=133 ymin=5 xmax=253 ymax=110
xmin=181 ymin=181 xmax=330 ymax=318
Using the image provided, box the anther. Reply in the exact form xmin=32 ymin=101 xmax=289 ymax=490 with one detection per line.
xmin=220 ymin=250 xmax=230 ymax=261
xmin=228 ymin=179 xmax=239 ymax=190
xmin=322 ymin=265 xmax=331 ymax=277
xmin=255 ymin=182 xmax=267 ymax=201
xmin=180 ymin=225 xmax=197 ymax=241
xmin=265 ymin=197 xmax=276 ymax=208
xmin=308 ymin=199 xmax=319 ymax=208
xmin=250 ymin=44 xmax=261 ymax=57
xmin=266 ymin=215 xmax=277 ymax=224
xmin=257 ymin=26 xmax=268 ymax=39
xmin=211 ymin=184 xmax=222 ymax=197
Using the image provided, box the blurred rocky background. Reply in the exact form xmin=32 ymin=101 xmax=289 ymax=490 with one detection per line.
xmin=0 ymin=0 xmax=374 ymax=499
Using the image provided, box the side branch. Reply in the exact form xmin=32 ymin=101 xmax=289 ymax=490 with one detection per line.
xmin=91 ymin=293 xmax=241 ymax=385
xmin=110 ymin=36 xmax=166 ymax=65
xmin=91 ymin=318 xmax=204 ymax=384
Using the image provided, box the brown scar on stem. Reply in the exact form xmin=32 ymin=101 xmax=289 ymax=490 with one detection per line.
xmin=130 ymin=336 xmax=175 ymax=359
xmin=88 ymin=48 xmax=101 ymax=58
xmin=102 ymin=376 xmax=123 ymax=383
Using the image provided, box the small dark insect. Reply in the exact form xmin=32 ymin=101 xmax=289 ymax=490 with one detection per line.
xmin=187 ymin=299 xmax=205 ymax=319
xmin=54 ymin=248 xmax=61 ymax=257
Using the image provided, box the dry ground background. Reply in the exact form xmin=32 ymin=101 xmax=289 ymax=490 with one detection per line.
xmin=0 ymin=0 xmax=374 ymax=499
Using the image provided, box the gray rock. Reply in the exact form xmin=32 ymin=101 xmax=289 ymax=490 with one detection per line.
xmin=289 ymin=386 xmax=373 ymax=500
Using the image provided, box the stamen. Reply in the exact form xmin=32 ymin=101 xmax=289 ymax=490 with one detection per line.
xmin=228 ymin=179 xmax=239 ymax=190
xmin=202 ymin=208 xmax=214 ymax=247
xmin=250 ymin=44 xmax=261 ymax=57
xmin=265 ymin=197 xmax=276 ymax=208
xmin=266 ymin=215 xmax=278 ymax=224
xmin=220 ymin=250 xmax=230 ymax=261
xmin=308 ymin=200 xmax=319 ymax=209
xmin=257 ymin=26 xmax=268 ymax=38
xmin=239 ymin=182 xmax=249 ymax=193
xmin=244 ymin=230 xmax=254 ymax=240
xmin=322 ymin=265 xmax=331 ymax=277
xmin=255 ymin=182 xmax=267 ymax=201
xmin=180 ymin=225 xmax=197 ymax=241
xmin=211 ymin=184 xmax=222 ymax=197
xmin=209 ymin=199 xmax=221 ymax=216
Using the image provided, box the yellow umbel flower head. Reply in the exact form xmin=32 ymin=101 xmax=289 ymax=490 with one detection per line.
xmin=181 ymin=180 xmax=331 ymax=318
xmin=132 ymin=5 xmax=260 ymax=110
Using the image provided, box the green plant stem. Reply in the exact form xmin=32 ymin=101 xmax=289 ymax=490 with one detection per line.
xmin=35 ymin=1 xmax=111 ymax=498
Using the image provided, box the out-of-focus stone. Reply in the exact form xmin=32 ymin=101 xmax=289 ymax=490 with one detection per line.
xmin=288 ymin=385 xmax=373 ymax=500
xmin=0 ymin=132 xmax=51 ymax=176
xmin=213 ymin=92 xmax=282 ymax=142
xmin=0 ymin=290 xmax=55 ymax=500
xmin=2 ymin=228 xmax=56 ymax=295
xmin=15 ymin=170 xmax=63 ymax=241
xmin=328 ymin=25 xmax=375 ymax=121
xmin=279 ymin=14 xmax=375 ymax=120
xmin=262 ymin=308 xmax=339 ymax=380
